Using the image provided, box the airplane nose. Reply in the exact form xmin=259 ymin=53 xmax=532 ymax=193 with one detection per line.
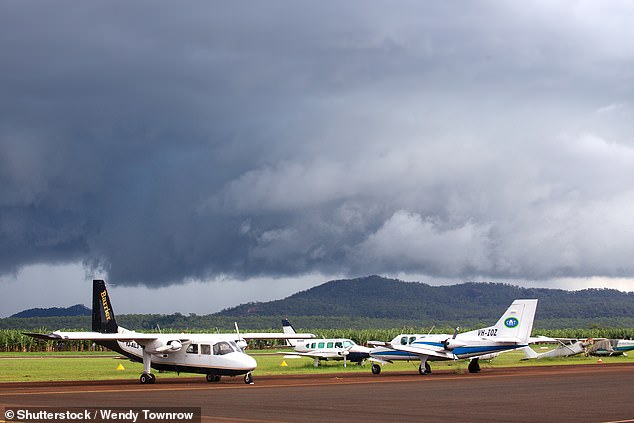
xmin=233 ymin=352 xmax=257 ymax=371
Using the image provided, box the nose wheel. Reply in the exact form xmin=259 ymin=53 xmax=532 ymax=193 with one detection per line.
xmin=244 ymin=372 xmax=254 ymax=384
xmin=140 ymin=373 xmax=156 ymax=384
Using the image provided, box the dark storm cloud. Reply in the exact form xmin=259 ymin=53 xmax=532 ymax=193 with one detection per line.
xmin=2 ymin=1 xmax=634 ymax=287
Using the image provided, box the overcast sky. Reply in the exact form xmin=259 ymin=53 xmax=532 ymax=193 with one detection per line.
xmin=2 ymin=1 xmax=634 ymax=317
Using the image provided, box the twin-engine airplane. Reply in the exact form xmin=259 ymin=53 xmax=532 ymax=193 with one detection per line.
xmin=368 ymin=299 xmax=538 ymax=375
xmin=26 ymin=280 xmax=315 ymax=385
xmin=280 ymin=318 xmax=371 ymax=367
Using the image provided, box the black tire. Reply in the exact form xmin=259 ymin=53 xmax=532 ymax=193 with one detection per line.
xmin=418 ymin=362 xmax=432 ymax=375
xmin=140 ymin=373 xmax=151 ymax=384
xmin=244 ymin=372 xmax=254 ymax=384
xmin=149 ymin=373 xmax=156 ymax=384
xmin=206 ymin=374 xmax=220 ymax=383
xmin=371 ymin=364 xmax=381 ymax=375
xmin=468 ymin=358 xmax=481 ymax=373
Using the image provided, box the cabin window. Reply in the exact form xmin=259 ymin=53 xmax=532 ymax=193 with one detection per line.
xmin=334 ymin=342 xmax=343 ymax=348
xmin=327 ymin=342 xmax=333 ymax=348
xmin=400 ymin=336 xmax=408 ymax=345
xmin=318 ymin=342 xmax=325 ymax=349
xmin=186 ymin=344 xmax=198 ymax=354
xmin=311 ymin=343 xmax=316 ymax=349
xmin=200 ymin=344 xmax=211 ymax=355
xmin=409 ymin=336 xmax=417 ymax=345
xmin=213 ymin=341 xmax=234 ymax=356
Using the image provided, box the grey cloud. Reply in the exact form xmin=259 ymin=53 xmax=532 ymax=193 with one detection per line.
xmin=2 ymin=1 xmax=634 ymax=287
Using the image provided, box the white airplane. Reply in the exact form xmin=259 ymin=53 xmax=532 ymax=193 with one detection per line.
xmin=26 ymin=280 xmax=315 ymax=385
xmin=523 ymin=337 xmax=634 ymax=359
xmin=368 ymin=299 xmax=538 ymax=375
xmin=280 ymin=318 xmax=371 ymax=367
xmin=522 ymin=337 xmax=588 ymax=360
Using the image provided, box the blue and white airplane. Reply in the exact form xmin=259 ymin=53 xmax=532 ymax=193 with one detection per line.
xmin=368 ymin=299 xmax=538 ymax=375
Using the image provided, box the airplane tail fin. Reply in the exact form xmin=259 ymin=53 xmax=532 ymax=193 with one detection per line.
xmin=282 ymin=318 xmax=299 ymax=347
xmin=92 ymin=280 xmax=119 ymax=334
xmin=466 ymin=299 xmax=538 ymax=344
xmin=491 ymin=299 xmax=538 ymax=343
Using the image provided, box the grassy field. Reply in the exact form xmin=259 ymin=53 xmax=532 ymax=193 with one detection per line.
xmin=1 ymin=346 xmax=632 ymax=383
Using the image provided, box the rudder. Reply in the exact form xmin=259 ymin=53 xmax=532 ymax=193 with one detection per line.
xmin=282 ymin=318 xmax=299 ymax=347
xmin=492 ymin=299 xmax=538 ymax=343
xmin=92 ymin=280 xmax=119 ymax=333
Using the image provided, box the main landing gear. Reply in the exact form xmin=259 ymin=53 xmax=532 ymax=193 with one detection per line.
xmin=418 ymin=361 xmax=432 ymax=375
xmin=468 ymin=358 xmax=481 ymax=373
xmin=206 ymin=374 xmax=221 ymax=383
xmin=140 ymin=373 xmax=156 ymax=384
xmin=371 ymin=364 xmax=381 ymax=374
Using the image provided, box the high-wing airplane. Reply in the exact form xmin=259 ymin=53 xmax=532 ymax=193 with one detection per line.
xmin=280 ymin=318 xmax=371 ymax=367
xmin=368 ymin=299 xmax=538 ymax=375
xmin=523 ymin=337 xmax=634 ymax=359
xmin=522 ymin=337 xmax=588 ymax=360
xmin=26 ymin=280 xmax=315 ymax=385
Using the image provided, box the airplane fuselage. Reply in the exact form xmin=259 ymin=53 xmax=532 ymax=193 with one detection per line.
xmin=100 ymin=332 xmax=257 ymax=376
xmin=293 ymin=338 xmax=370 ymax=362
xmin=371 ymin=333 xmax=525 ymax=363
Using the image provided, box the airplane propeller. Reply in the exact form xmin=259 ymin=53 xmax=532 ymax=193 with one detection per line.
xmin=234 ymin=322 xmax=248 ymax=350
xmin=442 ymin=327 xmax=460 ymax=351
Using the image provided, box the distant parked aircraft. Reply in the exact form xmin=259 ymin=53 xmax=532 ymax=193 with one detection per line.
xmin=524 ymin=337 xmax=634 ymax=359
xmin=280 ymin=318 xmax=371 ymax=367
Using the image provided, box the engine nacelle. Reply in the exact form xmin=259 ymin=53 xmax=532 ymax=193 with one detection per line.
xmin=152 ymin=340 xmax=183 ymax=353
xmin=442 ymin=339 xmax=467 ymax=351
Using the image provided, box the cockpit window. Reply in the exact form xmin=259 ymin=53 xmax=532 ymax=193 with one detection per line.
xmin=343 ymin=340 xmax=352 ymax=348
xmin=409 ymin=336 xmax=417 ymax=344
xmin=213 ymin=341 xmax=235 ymax=355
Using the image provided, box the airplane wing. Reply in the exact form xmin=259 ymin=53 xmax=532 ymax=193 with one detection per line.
xmin=238 ymin=332 xmax=316 ymax=340
xmin=276 ymin=350 xmax=347 ymax=360
xmin=25 ymin=330 xmax=194 ymax=355
xmin=385 ymin=343 xmax=455 ymax=360
xmin=24 ymin=331 xmax=160 ymax=342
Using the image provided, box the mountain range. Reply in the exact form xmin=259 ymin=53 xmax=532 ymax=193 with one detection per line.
xmin=6 ymin=276 xmax=634 ymax=330
xmin=218 ymin=275 xmax=634 ymax=322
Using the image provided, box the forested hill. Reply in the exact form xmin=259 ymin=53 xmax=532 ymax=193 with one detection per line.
xmin=217 ymin=275 xmax=634 ymax=322
xmin=10 ymin=304 xmax=91 ymax=318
